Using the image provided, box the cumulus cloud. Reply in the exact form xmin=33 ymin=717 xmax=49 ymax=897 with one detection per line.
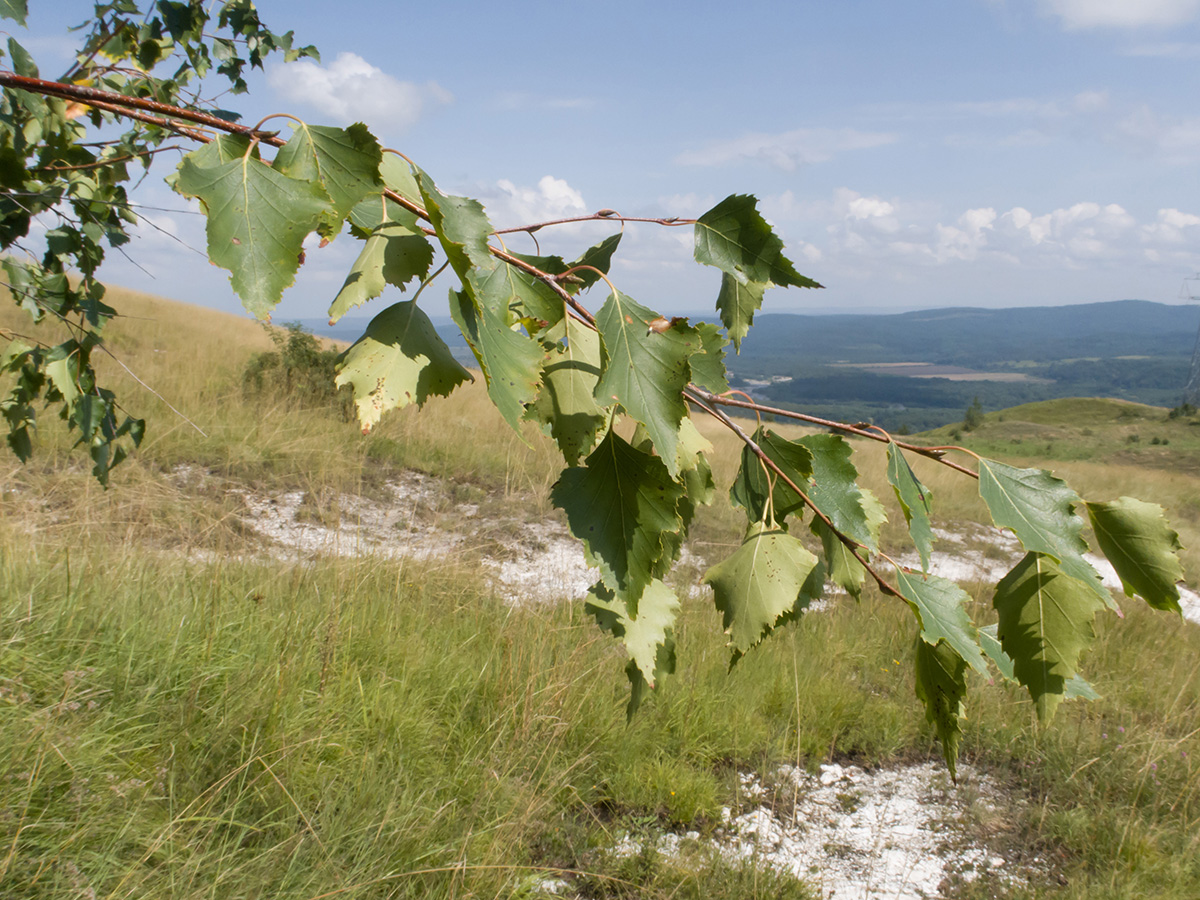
xmin=1040 ymin=0 xmax=1200 ymax=29
xmin=485 ymin=175 xmax=587 ymax=227
xmin=816 ymin=190 xmax=1200 ymax=273
xmin=675 ymin=128 xmax=898 ymax=171
xmin=267 ymin=52 xmax=452 ymax=129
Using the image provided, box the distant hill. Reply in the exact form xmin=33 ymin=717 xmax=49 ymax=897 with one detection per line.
xmin=300 ymin=300 xmax=1200 ymax=432
xmin=734 ymin=300 xmax=1199 ymax=368
xmin=732 ymin=300 xmax=1199 ymax=431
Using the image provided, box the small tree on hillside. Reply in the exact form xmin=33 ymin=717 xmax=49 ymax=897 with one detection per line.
xmin=963 ymin=396 xmax=985 ymax=431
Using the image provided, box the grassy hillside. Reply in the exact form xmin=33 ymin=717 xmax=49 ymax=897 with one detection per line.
xmin=3 ymin=290 xmax=1200 ymax=898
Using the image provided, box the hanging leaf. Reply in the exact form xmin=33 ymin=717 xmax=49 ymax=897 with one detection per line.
xmin=730 ymin=426 xmax=813 ymax=524
xmin=703 ymin=519 xmax=819 ymax=661
xmin=449 ymin=289 xmax=543 ymax=433
xmin=327 ymin=223 xmax=434 ymax=323
xmin=586 ymin=578 xmax=680 ymax=691
xmin=1086 ymin=497 xmax=1185 ymax=613
xmin=992 ymin=552 xmax=1105 ymax=723
xmin=895 ymin=568 xmax=988 ymax=676
xmin=798 ymin=433 xmax=877 ymax=550
xmin=593 ymin=290 xmax=700 ymax=475
xmin=273 ymin=122 xmax=383 ymax=229
xmin=914 ymin=637 xmax=968 ymax=780
xmin=693 ymin=194 xmax=821 ymax=350
xmin=417 ymin=170 xmax=496 ymax=279
xmin=977 ymin=458 xmax=1110 ymax=608
xmin=887 ymin=443 xmax=935 ymax=572
xmin=526 ymin=314 xmax=606 ymax=465
xmin=334 ymin=300 xmax=472 ymax=432
xmin=0 ymin=1 xmax=28 ymax=25
xmin=812 ymin=518 xmax=866 ymax=599
xmin=551 ymin=430 xmax=684 ymax=613
xmin=477 ymin=257 xmax=563 ymax=330
xmin=175 ymin=134 xmax=332 ymax=318
xmin=689 ymin=321 xmax=730 ymax=393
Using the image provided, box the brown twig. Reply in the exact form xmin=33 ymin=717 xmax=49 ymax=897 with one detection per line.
xmin=687 ymin=386 xmax=978 ymax=479
xmin=491 ymin=212 xmax=694 ymax=235
xmin=684 ymin=388 xmax=902 ymax=599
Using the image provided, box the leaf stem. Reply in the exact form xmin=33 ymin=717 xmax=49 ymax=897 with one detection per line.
xmin=687 ymin=386 xmax=978 ymax=479
xmin=684 ymin=389 xmax=901 ymax=599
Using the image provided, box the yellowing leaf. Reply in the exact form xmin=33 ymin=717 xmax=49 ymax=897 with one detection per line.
xmin=703 ymin=520 xmax=819 ymax=660
xmin=334 ymin=300 xmax=472 ymax=432
xmin=175 ymin=135 xmax=332 ymax=318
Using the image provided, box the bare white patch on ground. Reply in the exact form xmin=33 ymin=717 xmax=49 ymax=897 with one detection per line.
xmin=186 ymin=462 xmax=1200 ymax=622
xmin=605 ymin=762 xmax=1031 ymax=900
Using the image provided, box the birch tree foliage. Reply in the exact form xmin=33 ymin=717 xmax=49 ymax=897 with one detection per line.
xmin=0 ymin=0 xmax=1188 ymax=774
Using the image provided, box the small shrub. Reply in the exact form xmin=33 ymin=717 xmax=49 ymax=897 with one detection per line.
xmin=1127 ymin=434 xmax=1140 ymax=444
xmin=962 ymin=397 xmax=984 ymax=431
xmin=243 ymin=322 xmax=352 ymax=419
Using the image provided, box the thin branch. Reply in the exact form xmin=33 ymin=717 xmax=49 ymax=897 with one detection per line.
xmin=684 ymin=388 xmax=902 ymax=599
xmin=491 ymin=211 xmax=694 ymax=235
xmin=0 ymin=72 xmax=277 ymax=139
xmin=688 ymin=386 xmax=978 ymax=479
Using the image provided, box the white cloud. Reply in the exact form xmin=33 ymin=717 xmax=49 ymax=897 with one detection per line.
xmin=267 ymin=52 xmax=452 ymax=129
xmin=487 ymin=175 xmax=587 ymax=227
xmin=1040 ymin=0 xmax=1200 ymax=29
xmin=816 ymin=189 xmax=1200 ymax=274
xmin=675 ymin=128 xmax=898 ymax=171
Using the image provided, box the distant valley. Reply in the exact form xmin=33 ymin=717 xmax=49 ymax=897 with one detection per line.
xmin=302 ymin=299 xmax=1200 ymax=433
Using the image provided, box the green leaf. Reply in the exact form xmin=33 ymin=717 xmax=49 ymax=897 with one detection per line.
xmin=914 ymin=637 xmax=968 ymax=780
xmin=992 ymin=553 xmax=1105 ymax=723
xmin=449 ymin=289 xmax=543 ymax=433
xmin=0 ymin=0 xmax=27 ymax=25
xmin=895 ymin=568 xmax=989 ymax=676
xmin=593 ymin=291 xmax=700 ymax=476
xmin=526 ymin=314 xmax=605 ymax=465
xmin=693 ymin=194 xmax=821 ymax=350
xmin=566 ymin=232 xmax=622 ymax=295
xmin=379 ymin=152 xmax=422 ymax=206
xmin=1064 ymin=674 xmax=1101 ymax=701
xmin=689 ymin=321 xmax=730 ymax=393
xmin=44 ymin=353 xmax=80 ymax=406
xmin=977 ymin=458 xmax=1110 ymax=608
xmin=978 ymin=623 xmax=1015 ymax=682
xmin=327 ymin=223 xmax=434 ymax=323
xmin=334 ymin=300 xmax=473 ymax=432
xmin=702 ymin=520 xmax=819 ymax=660
xmin=418 ymin=171 xmax=497 ymax=280
xmin=551 ymin=430 xmax=684 ymax=612
xmin=812 ymin=518 xmax=866 ymax=599
xmin=175 ymin=135 xmax=332 ymax=318
xmin=1086 ymin=497 xmax=1185 ymax=613
xmin=887 ymin=444 xmax=935 ymax=572
xmin=273 ymin=122 xmax=383 ymax=231
xmin=477 ymin=257 xmax=562 ymax=332
xmin=586 ymin=578 xmax=680 ymax=690
xmin=730 ymin=426 xmax=813 ymax=524
xmin=798 ymin=433 xmax=877 ymax=550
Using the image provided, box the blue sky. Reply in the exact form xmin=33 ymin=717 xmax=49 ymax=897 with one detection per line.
xmin=16 ymin=0 xmax=1200 ymax=318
